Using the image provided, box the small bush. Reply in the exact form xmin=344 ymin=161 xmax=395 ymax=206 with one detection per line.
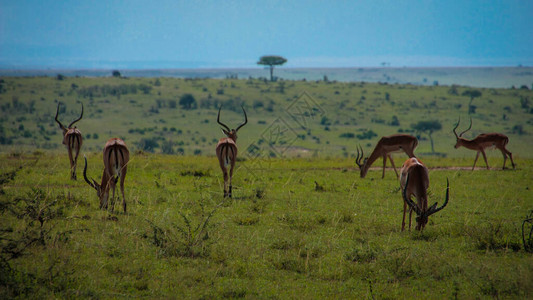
xmin=339 ymin=132 xmax=355 ymax=138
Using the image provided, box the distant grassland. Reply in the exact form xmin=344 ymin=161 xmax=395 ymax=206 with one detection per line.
xmin=2 ymin=66 xmax=533 ymax=88
xmin=0 ymin=75 xmax=532 ymax=161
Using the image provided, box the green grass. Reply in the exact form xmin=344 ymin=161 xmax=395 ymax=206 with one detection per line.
xmin=1 ymin=76 xmax=532 ymax=158
xmin=1 ymin=153 xmax=532 ymax=298
xmin=1 ymin=76 xmax=533 ymax=298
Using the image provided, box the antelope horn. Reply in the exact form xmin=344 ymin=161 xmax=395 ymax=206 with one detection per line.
xmin=426 ymin=178 xmax=450 ymax=217
xmin=459 ymin=117 xmax=472 ymax=137
xmin=217 ymin=106 xmax=230 ymax=132
xmin=402 ymin=174 xmax=422 ymax=215
xmin=55 ymin=103 xmax=66 ymax=131
xmin=68 ymin=102 xmax=84 ymax=128
xmin=83 ymin=156 xmax=97 ymax=190
xmin=355 ymin=145 xmax=364 ymax=169
xmin=452 ymin=117 xmax=460 ymax=139
xmin=235 ymin=105 xmax=248 ymax=132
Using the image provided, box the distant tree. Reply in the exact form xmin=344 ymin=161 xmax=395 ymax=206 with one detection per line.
xmin=411 ymin=120 xmax=442 ymax=153
xmin=56 ymin=74 xmax=65 ymax=81
xmin=462 ymin=89 xmax=482 ymax=115
xmin=179 ymin=94 xmax=197 ymax=109
xmin=112 ymin=70 xmax=122 ymax=78
xmin=448 ymin=85 xmax=459 ymax=95
xmin=389 ymin=115 xmax=400 ymax=126
xmin=257 ymin=55 xmax=287 ymax=81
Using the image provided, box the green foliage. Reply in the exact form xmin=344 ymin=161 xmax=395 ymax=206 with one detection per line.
xmin=411 ymin=120 xmax=442 ymax=133
xmin=146 ymin=207 xmax=218 ymax=258
xmin=257 ymin=55 xmax=287 ymax=81
xmin=412 ymin=120 xmax=442 ymax=153
xmin=462 ymin=89 xmax=482 ymax=100
xmin=257 ymin=55 xmax=287 ymax=67
xmin=137 ymin=137 xmax=159 ymax=152
xmin=339 ymin=132 xmax=355 ymax=138
xmin=356 ymin=130 xmax=377 ymax=140
xmin=178 ymin=93 xmax=197 ymax=109
xmin=0 ymin=154 xmax=532 ymax=298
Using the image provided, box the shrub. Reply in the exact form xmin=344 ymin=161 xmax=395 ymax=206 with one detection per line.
xmin=137 ymin=138 xmax=159 ymax=152
xmin=179 ymin=94 xmax=197 ymax=109
xmin=339 ymin=132 xmax=355 ymax=138
xmin=356 ymin=130 xmax=377 ymax=140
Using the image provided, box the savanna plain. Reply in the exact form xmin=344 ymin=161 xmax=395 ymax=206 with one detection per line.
xmin=1 ymin=74 xmax=533 ymax=298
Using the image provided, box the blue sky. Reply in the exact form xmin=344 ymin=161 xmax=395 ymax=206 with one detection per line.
xmin=1 ymin=0 xmax=532 ymax=69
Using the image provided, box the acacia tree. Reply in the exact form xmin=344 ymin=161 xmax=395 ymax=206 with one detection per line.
xmin=462 ymin=89 xmax=482 ymax=114
xmin=257 ymin=55 xmax=287 ymax=81
xmin=411 ymin=120 xmax=442 ymax=153
xmin=179 ymin=94 xmax=197 ymax=109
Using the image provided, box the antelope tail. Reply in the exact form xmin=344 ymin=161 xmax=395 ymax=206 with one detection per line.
xmin=220 ymin=142 xmax=234 ymax=166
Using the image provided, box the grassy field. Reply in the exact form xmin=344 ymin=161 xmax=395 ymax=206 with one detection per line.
xmin=1 ymin=76 xmax=532 ymax=159
xmin=1 ymin=76 xmax=533 ymax=298
xmin=1 ymin=153 xmax=532 ymax=298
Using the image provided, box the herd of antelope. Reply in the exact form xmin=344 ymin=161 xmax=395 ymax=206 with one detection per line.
xmin=355 ymin=117 xmax=515 ymax=231
xmin=55 ymin=102 xmax=515 ymax=231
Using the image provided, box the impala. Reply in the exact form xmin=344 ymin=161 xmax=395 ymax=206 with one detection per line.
xmin=55 ymin=102 xmax=83 ymax=180
xmin=84 ymin=138 xmax=130 ymax=213
xmin=400 ymin=157 xmax=449 ymax=231
xmin=356 ymin=134 xmax=418 ymax=178
xmin=453 ymin=117 xmax=515 ymax=170
xmin=216 ymin=106 xmax=247 ymax=198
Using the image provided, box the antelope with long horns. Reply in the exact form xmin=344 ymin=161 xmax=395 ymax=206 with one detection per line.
xmin=84 ymin=138 xmax=130 ymax=213
xmin=453 ymin=117 xmax=515 ymax=170
xmin=400 ymin=157 xmax=449 ymax=231
xmin=215 ymin=106 xmax=247 ymax=198
xmin=55 ymin=102 xmax=83 ymax=180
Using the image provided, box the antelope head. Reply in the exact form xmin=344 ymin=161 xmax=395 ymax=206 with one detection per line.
xmin=452 ymin=117 xmax=472 ymax=149
xmin=355 ymin=145 xmax=369 ymax=176
xmin=55 ymin=102 xmax=84 ymax=143
xmin=83 ymin=156 xmax=103 ymax=199
xmin=402 ymin=175 xmax=450 ymax=230
xmin=217 ymin=105 xmax=248 ymax=142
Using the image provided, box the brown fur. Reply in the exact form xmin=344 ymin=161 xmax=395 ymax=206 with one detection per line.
xmin=400 ymin=158 xmax=429 ymax=231
xmin=55 ymin=103 xmax=83 ymax=180
xmin=84 ymin=138 xmax=129 ymax=213
xmin=358 ymin=134 xmax=418 ymax=178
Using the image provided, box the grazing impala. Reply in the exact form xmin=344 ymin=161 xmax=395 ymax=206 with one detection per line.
xmin=84 ymin=138 xmax=130 ymax=213
xmin=453 ymin=117 xmax=515 ymax=170
xmin=55 ymin=102 xmax=83 ymax=180
xmin=215 ymin=106 xmax=247 ymax=198
xmin=356 ymin=134 xmax=418 ymax=178
xmin=400 ymin=157 xmax=449 ymax=231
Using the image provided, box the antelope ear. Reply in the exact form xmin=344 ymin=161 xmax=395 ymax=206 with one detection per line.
xmin=221 ymin=129 xmax=229 ymax=136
